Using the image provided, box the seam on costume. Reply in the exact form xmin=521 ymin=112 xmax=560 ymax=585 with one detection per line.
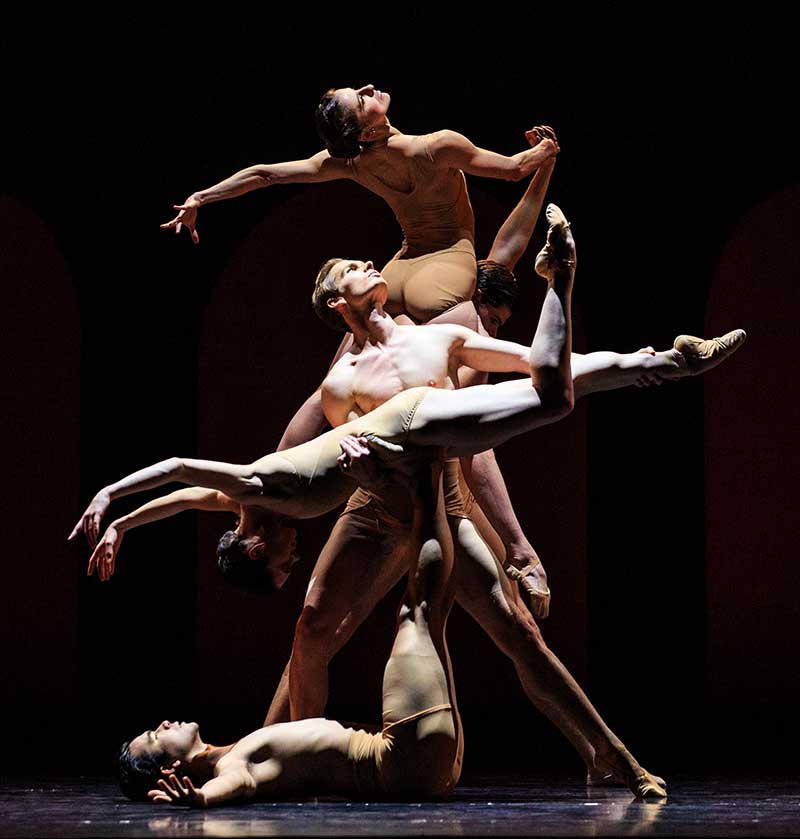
xmin=401 ymin=389 xmax=429 ymax=443
xmin=382 ymin=703 xmax=453 ymax=733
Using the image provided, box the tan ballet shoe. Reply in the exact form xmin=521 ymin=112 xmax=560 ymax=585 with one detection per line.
xmin=587 ymin=769 xmax=667 ymax=789
xmin=594 ymin=747 xmax=667 ymax=799
xmin=534 ymin=203 xmax=576 ymax=280
xmin=673 ymin=329 xmax=747 ymax=376
xmin=503 ymin=557 xmax=551 ymax=618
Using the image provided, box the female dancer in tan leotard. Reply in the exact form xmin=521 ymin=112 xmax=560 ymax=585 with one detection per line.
xmin=161 ymin=84 xmax=558 ymax=323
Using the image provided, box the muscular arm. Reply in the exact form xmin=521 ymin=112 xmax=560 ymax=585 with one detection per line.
xmin=443 ymin=324 xmax=531 ymax=375
xmin=427 ymin=130 xmax=557 ymax=182
xmin=163 ymin=152 xmax=351 ymax=241
xmin=488 ymin=158 xmax=555 ymax=271
xmin=193 ymin=766 xmax=256 ymax=808
xmin=191 ymin=151 xmax=349 ymax=206
xmin=277 ymin=388 xmax=330 ymax=451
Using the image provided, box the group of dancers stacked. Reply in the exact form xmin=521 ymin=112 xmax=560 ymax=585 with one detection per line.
xmin=70 ymin=84 xmax=746 ymax=807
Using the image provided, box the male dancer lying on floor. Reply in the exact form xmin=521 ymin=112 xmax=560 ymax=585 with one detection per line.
xmin=120 ymin=466 xmax=463 ymax=805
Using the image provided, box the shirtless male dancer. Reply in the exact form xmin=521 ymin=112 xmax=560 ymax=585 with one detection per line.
xmin=119 ymin=468 xmax=464 ymax=806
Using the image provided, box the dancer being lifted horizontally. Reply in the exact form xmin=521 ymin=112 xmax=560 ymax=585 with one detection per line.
xmin=119 ymin=466 xmax=463 ymax=806
xmin=161 ymin=83 xmax=558 ymax=322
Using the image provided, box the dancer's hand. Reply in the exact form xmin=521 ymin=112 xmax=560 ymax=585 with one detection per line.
xmin=337 ymin=435 xmax=387 ymax=490
xmin=525 ymin=125 xmax=560 ymax=155
xmin=148 ymin=773 xmax=205 ymax=807
xmin=161 ymin=196 xmax=201 ymax=244
xmin=87 ymin=525 xmax=124 ymax=581
xmin=68 ymin=491 xmax=111 ymax=547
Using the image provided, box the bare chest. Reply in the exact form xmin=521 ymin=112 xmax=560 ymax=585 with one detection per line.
xmin=336 ymin=335 xmax=455 ymax=415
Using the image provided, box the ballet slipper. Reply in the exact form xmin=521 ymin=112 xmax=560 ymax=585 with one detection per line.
xmin=593 ymin=746 xmax=667 ymax=799
xmin=503 ymin=557 xmax=551 ymax=618
xmin=673 ymin=329 xmax=747 ymax=376
xmin=534 ymin=203 xmax=576 ymax=280
xmin=587 ymin=769 xmax=667 ymax=789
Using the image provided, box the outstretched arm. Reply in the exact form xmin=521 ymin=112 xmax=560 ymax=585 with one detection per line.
xmin=427 ymin=127 xmax=558 ymax=182
xmin=161 ymin=151 xmax=351 ymax=242
xmin=85 ymin=488 xmax=238 ymax=582
xmin=150 ymin=766 xmax=255 ymax=808
xmin=488 ymin=156 xmax=555 ymax=271
xmin=70 ymin=457 xmax=260 ymax=547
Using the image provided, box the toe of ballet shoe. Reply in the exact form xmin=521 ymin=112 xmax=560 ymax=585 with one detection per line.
xmin=545 ymin=203 xmax=568 ymax=228
xmin=636 ymin=776 xmax=668 ymax=799
xmin=503 ymin=563 xmax=551 ymax=618
xmin=673 ymin=329 xmax=747 ymax=375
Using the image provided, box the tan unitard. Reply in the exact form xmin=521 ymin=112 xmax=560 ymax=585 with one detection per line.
xmin=261 ymin=388 xmax=434 ymax=520
xmin=347 ymin=136 xmax=477 ymax=323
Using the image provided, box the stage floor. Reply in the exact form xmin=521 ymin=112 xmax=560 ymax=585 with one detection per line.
xmin=1 ymin=774 xmax=798 ymax=837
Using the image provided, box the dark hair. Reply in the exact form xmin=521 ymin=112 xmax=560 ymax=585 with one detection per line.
xmin=315 ymin=89 xmax=363 ymax=159
xmin=311 ymin=258 xmax=350 ymax=333
xmin=118 ymin=741 xmax=164 ymax=801
xmin=216 ymin=530 xmax=278 ymax=593
xmin=476 ymin=260 xmax=520 ymax=310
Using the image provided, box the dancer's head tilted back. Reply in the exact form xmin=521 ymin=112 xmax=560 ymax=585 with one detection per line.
xmin=316 ymin=84 xmax=391 ymax=158
xmin=119 ymin=721 xmax=203 ymax=801
xmin=216 ymin=508 xmax=298 ymax=593
xmin=312 ymin=258 xmax=389 ymax=332
xmin=474 ymin=260 xmax=519 ymax=337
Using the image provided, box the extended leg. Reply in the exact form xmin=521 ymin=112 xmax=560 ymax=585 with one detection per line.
xmin=452 ymin=509 xmax=666 ymax=798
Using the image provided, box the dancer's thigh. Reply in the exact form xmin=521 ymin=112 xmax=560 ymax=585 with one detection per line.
xmin=301 ymin=505 xmax=411 ymax=641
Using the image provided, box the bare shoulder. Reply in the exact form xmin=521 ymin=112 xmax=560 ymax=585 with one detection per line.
xmin=389 ymin=130 xmax=453 ymax=160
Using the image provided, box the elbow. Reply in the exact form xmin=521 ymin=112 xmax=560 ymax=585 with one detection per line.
xmin=170 ymin=456 xmax=186 ymax=477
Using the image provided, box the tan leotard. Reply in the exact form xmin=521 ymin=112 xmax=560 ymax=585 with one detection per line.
xmin=346 ymin=704 xmax=456 ymax=799
xmin=348 ymin=135 xmax=477 ymax=323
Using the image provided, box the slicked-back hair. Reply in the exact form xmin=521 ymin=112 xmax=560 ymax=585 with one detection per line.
xmin=315 ymin=89 xmax=362 ymax=159
xmin=118 ymin=741 xmax=164 ymax=801
xmin=312 ymin=258 xmax=349 ymax=333
xmin=216 ymin=530 xmax=279 ymax=594
xmin=476 ymin=260 xmax=520 ymax=310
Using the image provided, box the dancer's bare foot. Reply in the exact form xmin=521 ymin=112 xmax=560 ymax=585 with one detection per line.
xmin=593 ymin=746 xmax=667 ymax=799
xmin=672 ymin=329 xmax=747 ymax=376
xmin=535 ymin=204 xmax=576 ymax=280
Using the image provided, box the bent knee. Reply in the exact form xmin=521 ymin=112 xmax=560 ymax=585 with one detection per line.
xmin=292 ymin=607 xmax=343 ymax=661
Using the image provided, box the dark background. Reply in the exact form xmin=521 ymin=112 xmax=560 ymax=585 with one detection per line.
xmin=2 ymin=19 xmax=798 ymax=779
